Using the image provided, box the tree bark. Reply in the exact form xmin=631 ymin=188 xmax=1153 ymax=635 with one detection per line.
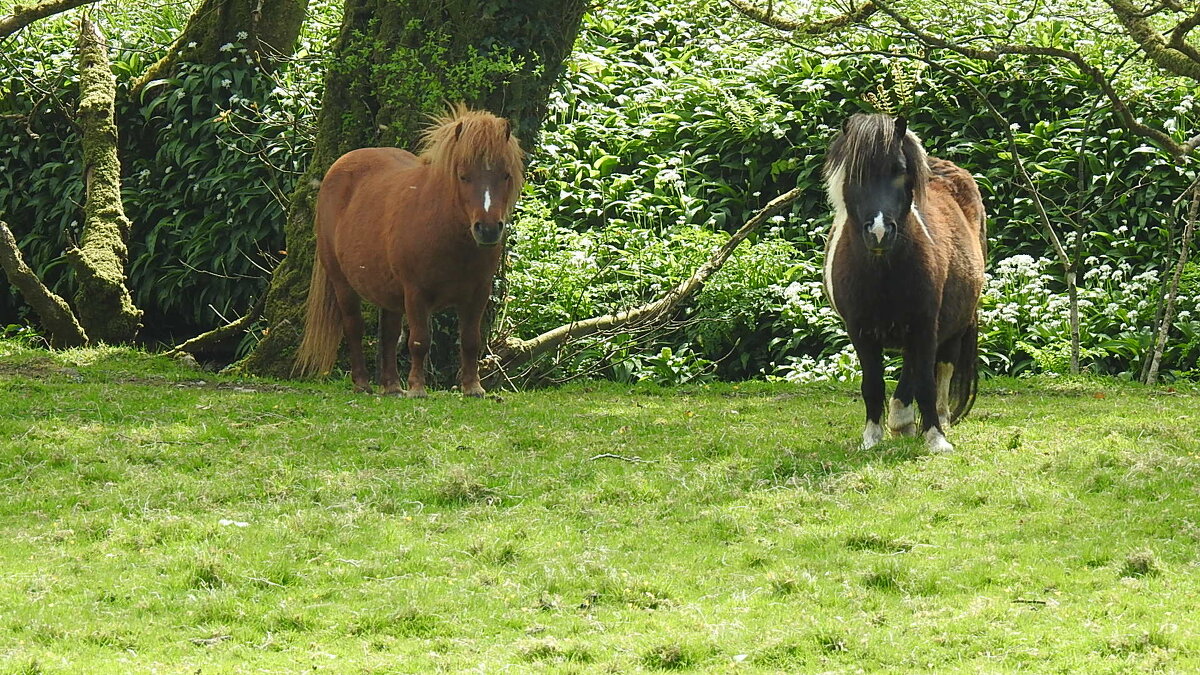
xmin=0 ymin=0 xmax=99 ymax=40
xmin=0 ymin=222 xmax=88 ymax=348
xmin=130 ymin=0 xmax=309 ymax=98
xmin=67 ymin=16 xmax=142 ymax=343
xmin=238 ymin=0 xmax=588 ymax=378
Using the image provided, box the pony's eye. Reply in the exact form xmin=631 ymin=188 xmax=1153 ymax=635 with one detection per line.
xmin=459 ymin=175 xmax=469 ymax=182
xmin=504 ymin=173 xmax=511 ymax=181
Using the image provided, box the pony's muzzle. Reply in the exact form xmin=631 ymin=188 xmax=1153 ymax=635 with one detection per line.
xmin=472 ymin=221 xmax=505 ymax=247
xmin=862 ymin=218 xmax=896 ymax=254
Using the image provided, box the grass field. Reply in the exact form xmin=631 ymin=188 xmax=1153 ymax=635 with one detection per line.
xmin=1 ymin=345 xmax=1198 ymax=673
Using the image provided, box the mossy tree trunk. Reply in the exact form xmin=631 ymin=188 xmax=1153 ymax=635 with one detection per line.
xmin=130 ymin=0 xmax=309 ymax=97
xmin=66 ymin=16 xmax=141 ymax=343
xmin=239 ymin=0 xmax=587 ymax=378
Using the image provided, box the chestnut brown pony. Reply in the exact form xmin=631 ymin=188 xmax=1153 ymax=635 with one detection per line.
xmin=294 ymin=104 xmax=524 ymax=397
xmin=823 ymin=114 xmax=986 ymax=453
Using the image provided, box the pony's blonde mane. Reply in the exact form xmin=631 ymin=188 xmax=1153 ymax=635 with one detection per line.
xmin=420 ymin=103 xmax=525 ymax=214
xmin=824 ymin=113 xmax=930 ymax=208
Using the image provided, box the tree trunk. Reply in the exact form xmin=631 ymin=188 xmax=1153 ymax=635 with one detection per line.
xmin=0 ymin=0 xmax=99 ymax=40
xmin=238 ymin=0 xmax=587 ymax=378
xmin=67 ymin=16 xmax=142 ymax=343
xmin=0 ymin=222 xmax=88 ymax=348
xmin=130 ymin=0 xmax=309 ymax=98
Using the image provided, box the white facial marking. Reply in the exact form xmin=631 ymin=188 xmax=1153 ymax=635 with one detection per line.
xmin=888 ymin=398 xmax=917 ymax=437
xmin=924 ymin=427 xmax=954 ymax=454
xmin=870 ymin=212 xmax=887 ymax=244
xmin=482 ymin=188 xmax=492 ymax=213
xmin=912 ymin=203 xmax=933 ymax=243
xmin=823 ymin=166 xmax=847 ymax=318
xmin=862 ymin=421 xmax=884 ymax=450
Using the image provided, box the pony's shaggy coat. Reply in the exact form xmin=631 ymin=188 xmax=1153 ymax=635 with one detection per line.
xmin=296 ymin=104 xmax=524 ymax=397
xmin=823 ymin=114 xmax=986 ymax=451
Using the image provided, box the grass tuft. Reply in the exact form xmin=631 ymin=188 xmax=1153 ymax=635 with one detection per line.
xmin=1120 ymin=549 xmax=1162 ymax=578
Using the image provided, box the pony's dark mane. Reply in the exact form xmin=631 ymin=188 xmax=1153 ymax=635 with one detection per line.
xmin=823 ymin=113 xmax=930 ymax=209
xmin=420 ymin=103 xmax=525 ymax=213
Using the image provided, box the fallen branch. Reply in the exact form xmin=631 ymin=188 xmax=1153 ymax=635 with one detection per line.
xmin=490 ymin=186 xmax=804 ymax=374
xmin=168 ymin=293 xmax=266 ymax=357
xmin=0 ymin=221 xmax=88 ymax=348
xmin=588 ymin=453 xmax=656 ymax=464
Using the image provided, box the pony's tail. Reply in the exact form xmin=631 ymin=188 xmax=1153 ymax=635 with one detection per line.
xmin=948 ymin=320 xmax=979 ymax=424
xmin=293 ymin=256 xmax=340 ymax=377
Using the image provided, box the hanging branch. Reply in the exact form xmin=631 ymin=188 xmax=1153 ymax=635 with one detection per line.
xmin=0 ymin=0 xmax=99 ymax=40
xmin=0 ymin=222 xmax=88 ymax=348
xmin=489 ymin=187 xmax=804 ymax=377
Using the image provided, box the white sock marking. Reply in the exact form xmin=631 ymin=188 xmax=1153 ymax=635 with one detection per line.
xmin=862 ymin=421 xmax=884 ymax=450
xmin=924 ymin=427 xmax=954 ymax=454
xmin=888 ymin=398 xmax=916 ymax=436
xmin=936 ymin=362 xmax=954 ymax=427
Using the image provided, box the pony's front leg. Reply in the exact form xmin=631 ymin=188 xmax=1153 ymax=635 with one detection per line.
xmin=457 ymin=300 xmax=487 ymax=398
xmin=852 ymin=336 xmax=885 ymax=449
xmin=907 ymin=337 xmax=953 ymax=453
xmin=404 ymin=297 xmax=431 ymax=399
xmin=378 ymin=308 xmax=404 ymax=395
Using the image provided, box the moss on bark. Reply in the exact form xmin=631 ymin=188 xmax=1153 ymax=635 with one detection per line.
xmin=130 ymin=0 xmax=308 ymax=97
xmin=68 ymin=17 xmax=141 ymax=343
xmin=238 ymin=0 xmax=587 ymax=378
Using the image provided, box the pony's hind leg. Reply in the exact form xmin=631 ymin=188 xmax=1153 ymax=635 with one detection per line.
xmin=853 ymin=337 xmax=886 ymax=449
xmin=378 ymin=308 xmax=405 ymax=395
xmin=934 ymin=336 xmax=961 ymax=429
xmin=888 ymin=366 xmax=918 ymax=438
xmin=403 ymin=294 xmax=431 ymax=399
xmin=331 ymin=285 xmax=372 ymax=393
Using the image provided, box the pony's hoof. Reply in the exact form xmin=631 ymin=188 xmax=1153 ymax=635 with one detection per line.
xmin=924 ymin=428 xmax=954 ymax=454
xmin=888 ymin=422 xmax=917 ymax=438
xmin=353 ymin=383 xmax=373 ymax=394
xmin=462 ymin=385 xmax=486 ymax=398
xmin=381 ymin=384 xmax=404 ymax=396
xmin=405 ymin=388 xmax=428 ymax=399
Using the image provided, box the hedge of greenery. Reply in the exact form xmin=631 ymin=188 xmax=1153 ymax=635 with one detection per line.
xmin=1 ymin=0 xmax=1198 ymax=381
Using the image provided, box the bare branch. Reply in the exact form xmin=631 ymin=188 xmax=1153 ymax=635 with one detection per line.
xmin=0 ymin=0 xmax=99 ymax=41
xmin=870 ymin=0 xmax=1189 ymax=156
xmin=491 ymin=186 xmax=805 ymax=370
xmin=1106 ymin=0 xmax=1200 ymax=80
xmin=727 ymin=0 xmax=877 ymax=34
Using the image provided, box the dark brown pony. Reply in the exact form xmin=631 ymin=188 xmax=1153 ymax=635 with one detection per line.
xmin=295 ymin=104 xmax=524 ymax=397
xmin=823 ymin=114 xmax=986 ymax=453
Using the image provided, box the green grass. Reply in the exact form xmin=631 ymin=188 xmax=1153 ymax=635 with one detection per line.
xmin=2 ymin=344 xmax=1199 ymax=673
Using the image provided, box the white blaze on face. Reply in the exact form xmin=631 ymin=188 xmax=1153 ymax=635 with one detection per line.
xmin=870 ymin=212 xmax=887 ymax=244
xmin=482 ymin=187 xmax=492 ymax=213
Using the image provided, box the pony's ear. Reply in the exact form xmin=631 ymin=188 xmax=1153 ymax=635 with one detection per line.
xmin=894 ymin=116 xmax=908 ymax=139
xmin=454 ymin=121 xmax=464 ymax=142
xmin=504 ymin=118 xmax=514 ymax=139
